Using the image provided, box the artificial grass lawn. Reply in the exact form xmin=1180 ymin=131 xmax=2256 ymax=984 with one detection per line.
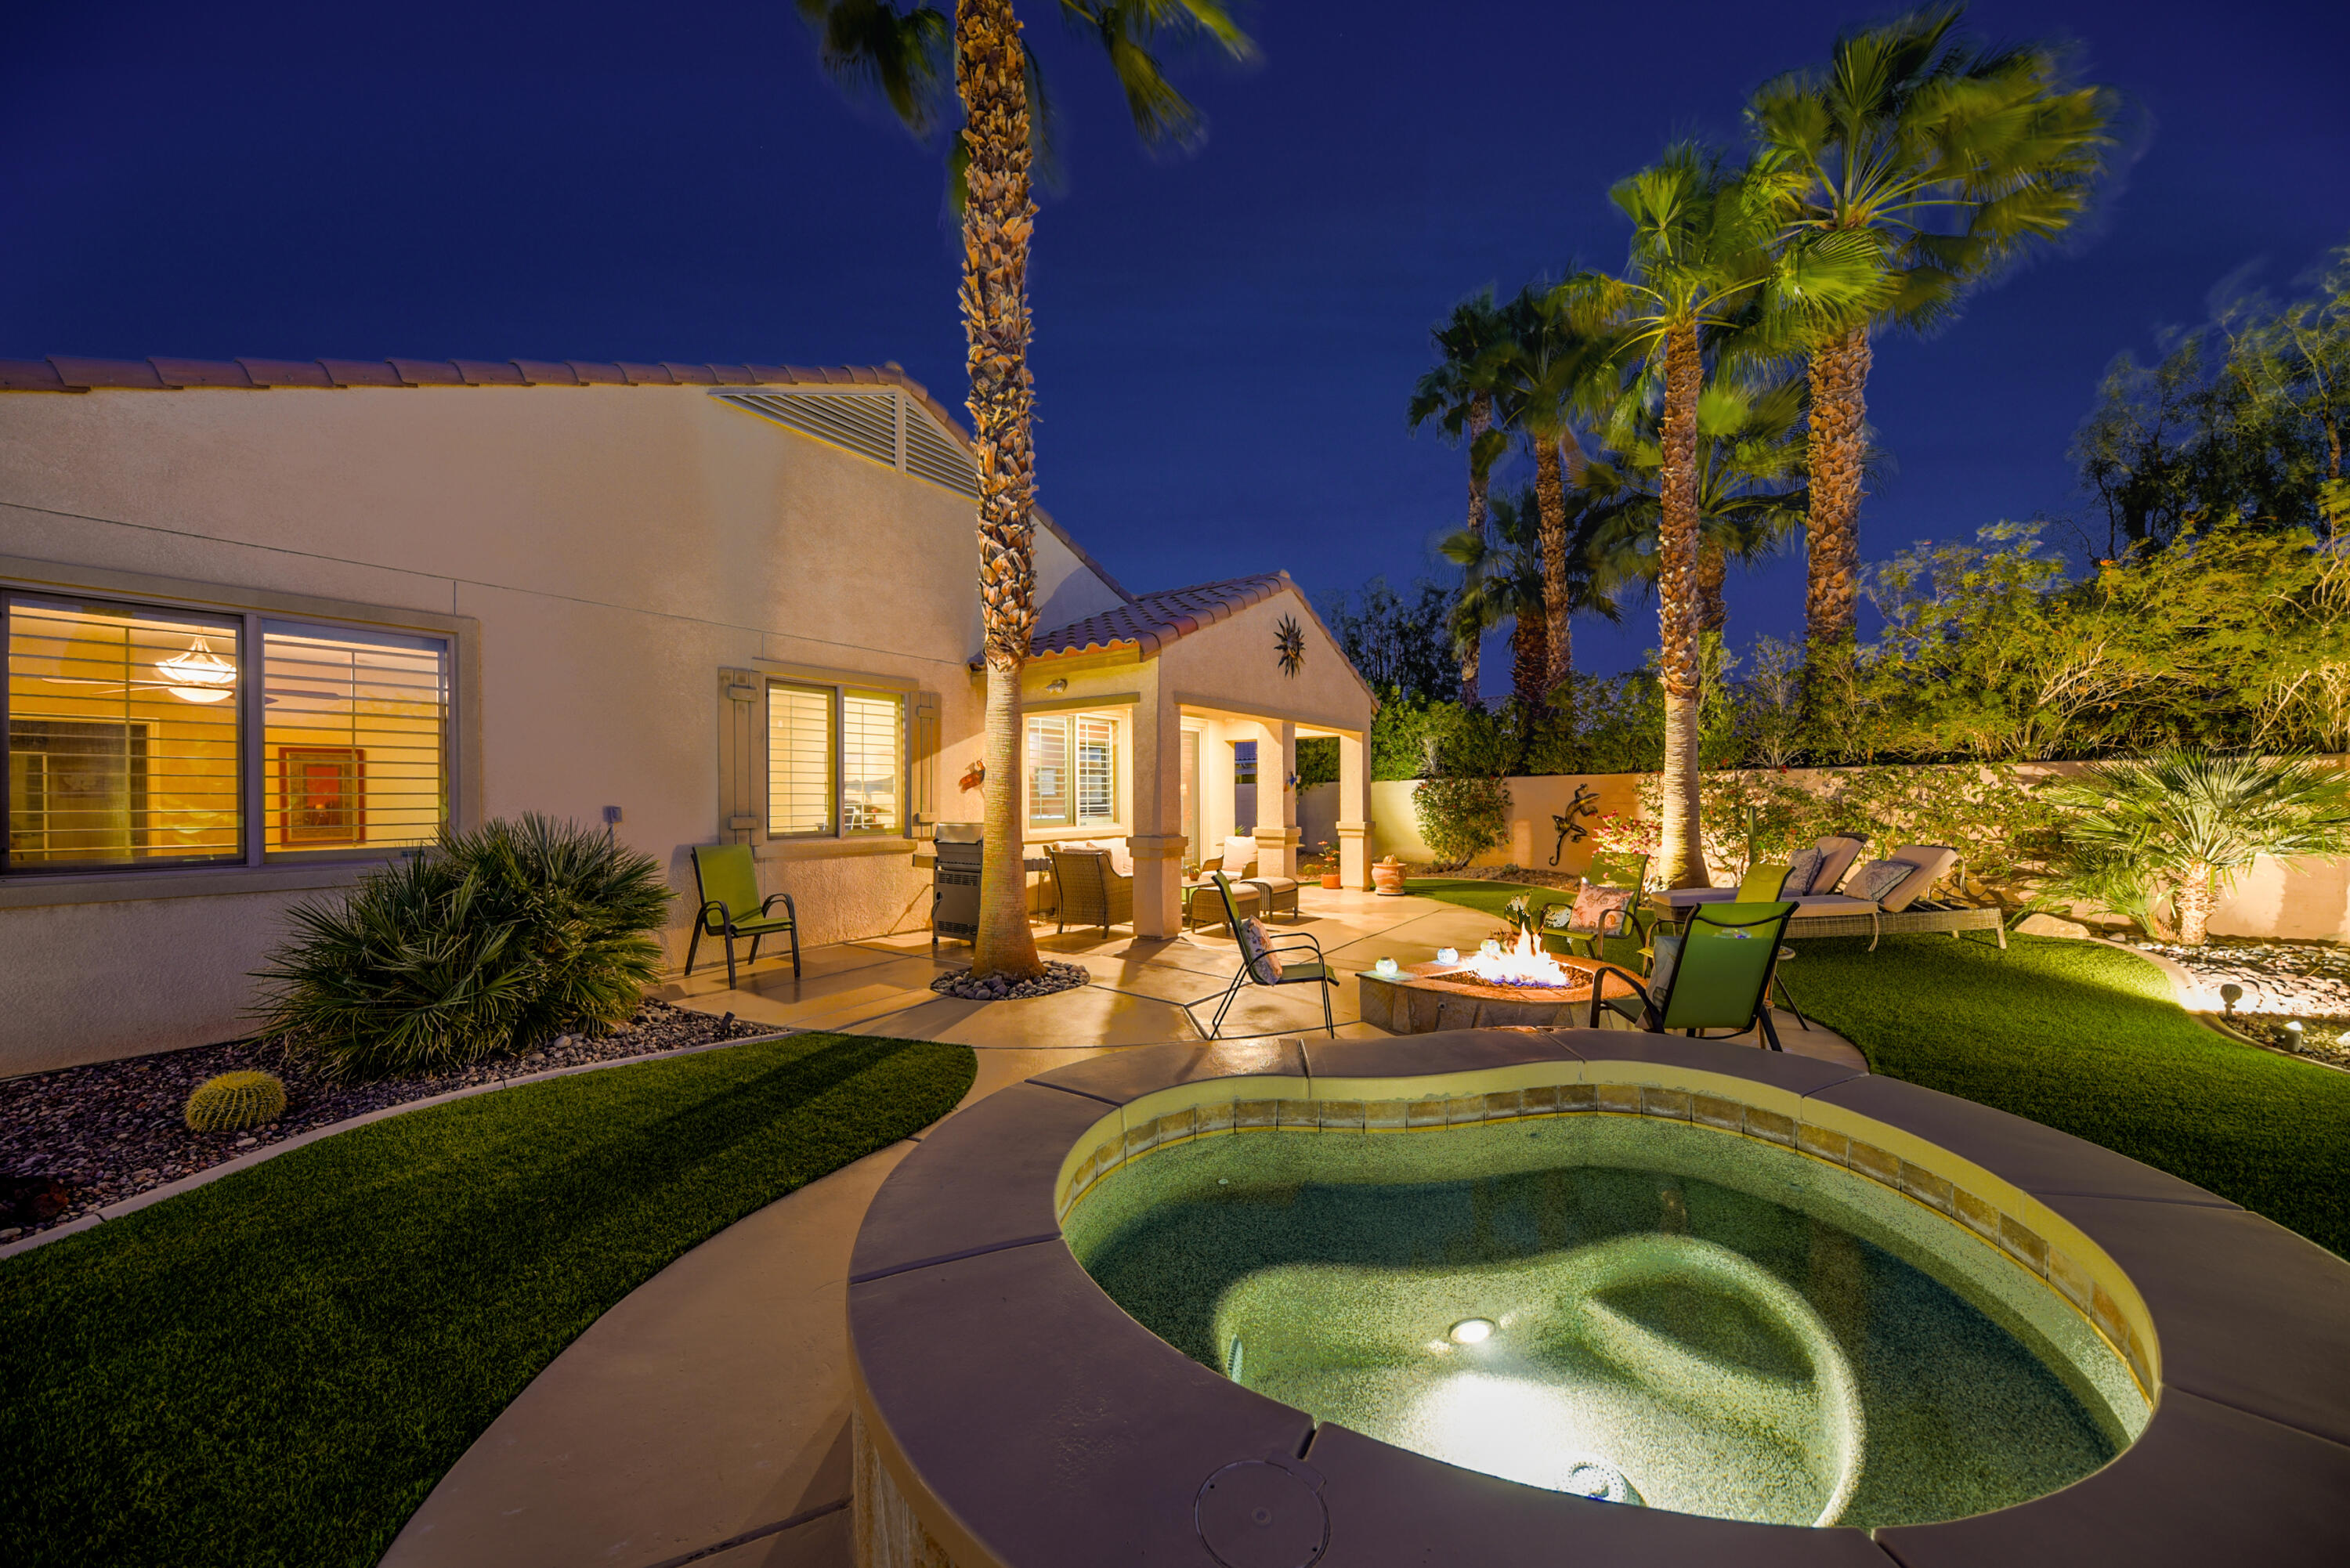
xmin=1408 ymin=878 xmax=2350 ymax=1259
xmin=0 ymin=1031 xmax=975 ymax=1568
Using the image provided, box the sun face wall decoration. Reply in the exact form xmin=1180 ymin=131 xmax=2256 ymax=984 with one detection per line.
xmin=1275 ymin=614 xmax=1306 ymax=677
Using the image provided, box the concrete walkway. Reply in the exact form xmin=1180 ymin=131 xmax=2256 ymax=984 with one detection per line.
xmin=379 ymin=889 xmax=1862 ymax=1568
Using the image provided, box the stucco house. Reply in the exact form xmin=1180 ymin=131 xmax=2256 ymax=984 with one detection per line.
xmin=0 ymin=354 xmax=1376 ymax=1075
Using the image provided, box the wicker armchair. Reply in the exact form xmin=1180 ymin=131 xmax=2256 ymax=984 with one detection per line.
xmin=1049 ymin=847 xmax=1134 ymax=938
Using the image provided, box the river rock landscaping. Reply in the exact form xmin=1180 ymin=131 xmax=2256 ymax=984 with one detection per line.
xmin=930 ymin=960 xmax=1092 ymax=1000
xmin=0 ymin=1001 xmax=771 ymax=1241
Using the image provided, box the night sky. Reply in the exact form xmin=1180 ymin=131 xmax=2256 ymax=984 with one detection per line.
xmin=6 ymin=1 xmax=2345 ymax=677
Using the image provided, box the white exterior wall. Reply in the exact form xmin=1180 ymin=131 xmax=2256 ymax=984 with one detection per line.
xmin=0 ymin=381 xmax=1123 ymax=1073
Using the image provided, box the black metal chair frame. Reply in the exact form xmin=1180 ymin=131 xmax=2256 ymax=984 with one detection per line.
xmin=1194 ymin=872 xmax=1336 ymax=1039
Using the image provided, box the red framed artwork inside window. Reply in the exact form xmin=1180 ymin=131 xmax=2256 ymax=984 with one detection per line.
xmin=280 ymin=746 xmax=366 ymax=846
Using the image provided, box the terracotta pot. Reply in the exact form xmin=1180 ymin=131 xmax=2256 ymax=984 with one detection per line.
xmin=1320 ymin=872 xmax=1343 ymax=890
xmin=1371 ymin=859 xmax=1407 ymax=896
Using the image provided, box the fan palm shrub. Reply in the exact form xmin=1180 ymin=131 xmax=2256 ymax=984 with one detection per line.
xmin=2045 ymin=751 xmax=2350 ymax=945
xmin=795 ymin=0 xmax=1251 ymax=981
xmin=1748 ymin=5 xmax=2117 ymax=649
xmin=254 ymin=814 xmax=671 ymax=1078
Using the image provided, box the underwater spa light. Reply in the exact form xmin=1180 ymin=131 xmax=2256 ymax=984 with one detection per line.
xmin=1448 ymin=1318 xmax=1495 ymax=1346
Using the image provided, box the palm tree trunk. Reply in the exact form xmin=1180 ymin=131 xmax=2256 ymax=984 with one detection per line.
xmin=1805 ymin=322 xmax=1871 ymax=650
xmin=1511 ymin=608 xmax=1549 ymax=711
xmin=2177 ymin=862 xmax=2217 ymax=945
xmin=1697 ymin=541 xmax=1728 ymax=635
xmin=1535 ymin=441 xmax=1571 ymax=701
xmin=1658 ymin=325 xmax=1708 ymax=889
xmin=960 ymin=0 xmax=1043 ymax=981
xmin=1459 ymin=392 xmax=1491 ymax=705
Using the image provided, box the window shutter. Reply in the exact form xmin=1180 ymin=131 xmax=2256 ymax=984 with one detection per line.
xmin=910 ymin=692 xmax=941 ymax=831
xmin=718 ymin=667 xmax=760 ymax=844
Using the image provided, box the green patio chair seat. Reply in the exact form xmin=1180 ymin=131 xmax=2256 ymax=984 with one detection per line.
xmin=685 ymin=843 xmax=801 ymax=989
xmin=1582 ymin=900 xmax=1798 ymax=1051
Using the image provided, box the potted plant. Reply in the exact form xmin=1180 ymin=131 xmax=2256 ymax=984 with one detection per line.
xmin=1302 ymin=839 xmax=1342 ymax=890
xmin=1372 ymin=854 xmax=1408 ymax=897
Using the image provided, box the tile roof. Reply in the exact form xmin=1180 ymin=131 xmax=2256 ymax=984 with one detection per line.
xmin=1030 ymin=572 xmax=1294 ymax=659
xmin=0 ymin=354 xmax=974 ymax=450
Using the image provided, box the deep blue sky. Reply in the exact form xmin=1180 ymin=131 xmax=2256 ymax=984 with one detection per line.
xmin=6 ymin=1 xmax=2346 ymax=677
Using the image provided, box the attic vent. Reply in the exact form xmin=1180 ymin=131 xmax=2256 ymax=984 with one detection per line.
xmin=721 ymin=389 xmax=898 ymax=468
xmin=905 ymin=406 xmax=982 ymax=500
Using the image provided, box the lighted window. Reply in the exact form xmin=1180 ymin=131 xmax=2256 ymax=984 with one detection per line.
xmin=766 ymin=681 xmax=906 ymax=839
xmin=262 ymin=623 xmax=446 ymax=854
xmin=5 ymin=598 xmax=243 ymax=867
xmin=1028 ymin=712 xmax=1119 ymax=829
xmin=4 ymin=592 xmax=451 ymax=875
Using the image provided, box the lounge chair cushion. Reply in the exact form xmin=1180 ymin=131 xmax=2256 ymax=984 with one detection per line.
xmin=1810 ymin=836 xmax=1867 ymax=895
xmin=1238 ymin=917 xmax=1282 ymax=982
xmin=1658 ymin=886 xmax=1737 ymax=907
xmin=1783 ymin=846 xmax=1826 ymax=897
xmin=1882 ymin=845 xmax=1960 ymax=912
xmin=1788 ymin=894 xmax=1881 ymax=913
xmin=1844 ymin=859 xmax=1917 ymax=905
xmin=1223 ymin=836 xmax=1259 ymax=873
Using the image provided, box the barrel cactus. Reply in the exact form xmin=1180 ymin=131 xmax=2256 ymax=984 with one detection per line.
xmin=185 ymin=1071 xmax=287 ymax=1133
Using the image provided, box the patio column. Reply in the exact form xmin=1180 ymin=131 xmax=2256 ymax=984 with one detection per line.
xmin=1129 ymin=678 xmax=1184 ymax=938
xmin=1253 ymin=720 xmax=1299 ymax=878
xmin=1337 ymin=729 xmax=1372 ymax=891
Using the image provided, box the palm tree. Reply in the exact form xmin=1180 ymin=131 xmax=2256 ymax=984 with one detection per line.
xmin=1748 ymin=6 xmax=2116 ymax=649
xmin=1566 ymin=143 xmax=1879 ymax=887
xmin=1409 ymin=290 xmax=1514 ymax=706
xmin=1491 ymin=285 xmax=1617 ymax=699
xmin=797 ymin=1 xmax=1251 ymax=980
xmin=2047 ymin=751 xmax=2350 ymax=945
xmin=1585 ymin=372 xmax=1811 ymax=638
xmin=1442 ymin=485 xmax=1616 ymax=715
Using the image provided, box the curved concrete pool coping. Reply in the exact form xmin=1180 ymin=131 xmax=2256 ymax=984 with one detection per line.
xmin=845 ymin=1028 xmax=2350 ymax=1568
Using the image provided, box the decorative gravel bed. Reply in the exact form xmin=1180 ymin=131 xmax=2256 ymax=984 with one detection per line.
xmin=0 ymin=1001 xmax=772 ymax=1241
xmin=930 ymin=960 xmax=1091 ymax=1000
xmin=2128 ymin=936 xmax=2350 ymax=1068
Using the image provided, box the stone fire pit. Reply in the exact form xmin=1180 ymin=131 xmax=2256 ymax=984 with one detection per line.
xmin=1358 ymin=959 xmax=1640 ymax=1033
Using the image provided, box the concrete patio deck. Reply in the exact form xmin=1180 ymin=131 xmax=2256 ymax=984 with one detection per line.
xmin=379 ymin=887 xmax=1861 ymax=1568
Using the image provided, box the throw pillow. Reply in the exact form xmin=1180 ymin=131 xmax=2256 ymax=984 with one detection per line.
xmin=1571 ymin=883 xmax=1636 ymax=934
xmin=1224 ymin=836 xmax=1258 ymax=873
xmin=1103 ymin=840 xmax=1134 ymax=879
xmin=1844 ymin=859 xmax=1918 ymax=906
xmin=1239 ymin=917 xmax=1283 ymax=983
xmin=1782 ymin=845 xmax=1826 ymax=898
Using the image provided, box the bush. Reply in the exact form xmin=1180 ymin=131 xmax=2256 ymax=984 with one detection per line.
xmin=254 ymin=814 xmax=671 ymax=1079
xmin=184 ymin=1071 xmax=287 ymax=1132
xmin=1413 ymin=772 xmax=1512 ymax=871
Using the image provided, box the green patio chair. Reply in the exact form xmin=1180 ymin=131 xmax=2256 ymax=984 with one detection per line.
xmin=1533 ymin=850 xmax=1650 ymax=959
xmin=1582 ymin=901 xmax=1799 ymax=1051
xmin=1196 ymin=871 xmax=1336 ymax=1039
xmin=685 ymin=843 xmax=801 ymax=988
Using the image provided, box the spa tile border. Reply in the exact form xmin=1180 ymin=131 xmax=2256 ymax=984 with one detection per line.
xmin=847 ymin=1028 xmax=2350 ymax=1568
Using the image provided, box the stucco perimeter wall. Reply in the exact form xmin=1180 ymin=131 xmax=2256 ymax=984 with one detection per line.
xmin=0 ymin=382 xmax=1109 ymax=1071
xmin=1370 ymin=763 xmax=2350 ymax=941
xmin=1370 ymin=773 xmax=1643 ymax=878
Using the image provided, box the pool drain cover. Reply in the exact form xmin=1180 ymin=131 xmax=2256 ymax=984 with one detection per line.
xmin=1195 ymin=1458 xmax=1329 ymax=1568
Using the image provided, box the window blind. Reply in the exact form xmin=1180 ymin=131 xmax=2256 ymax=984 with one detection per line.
xmin=768 ymin=683 xmax=835 ymax=836
xmin=841 ymin=691 xmax=904 ymax=835
xmin=1076 ymin=716 xmax=1115 ymax=826
xmin=1027 ymin=716 xmax=1068 ymax=826
xmin=262 ymin=623 xmax=446 ymax=852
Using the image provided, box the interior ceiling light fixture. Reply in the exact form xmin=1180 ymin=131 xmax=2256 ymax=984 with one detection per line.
xmin=158 ymin=637 xmax=237 ymax=703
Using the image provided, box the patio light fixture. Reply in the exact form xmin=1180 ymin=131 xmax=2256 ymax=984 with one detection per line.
xmin=1374 ymin=957 xmax=1400 ymax=977
xmin=158 ymin=637 xmax=237 ymax=703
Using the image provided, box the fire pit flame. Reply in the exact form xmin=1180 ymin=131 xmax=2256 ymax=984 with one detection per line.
xmin=1456 ymin=925 xmax=1576 ymax=989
